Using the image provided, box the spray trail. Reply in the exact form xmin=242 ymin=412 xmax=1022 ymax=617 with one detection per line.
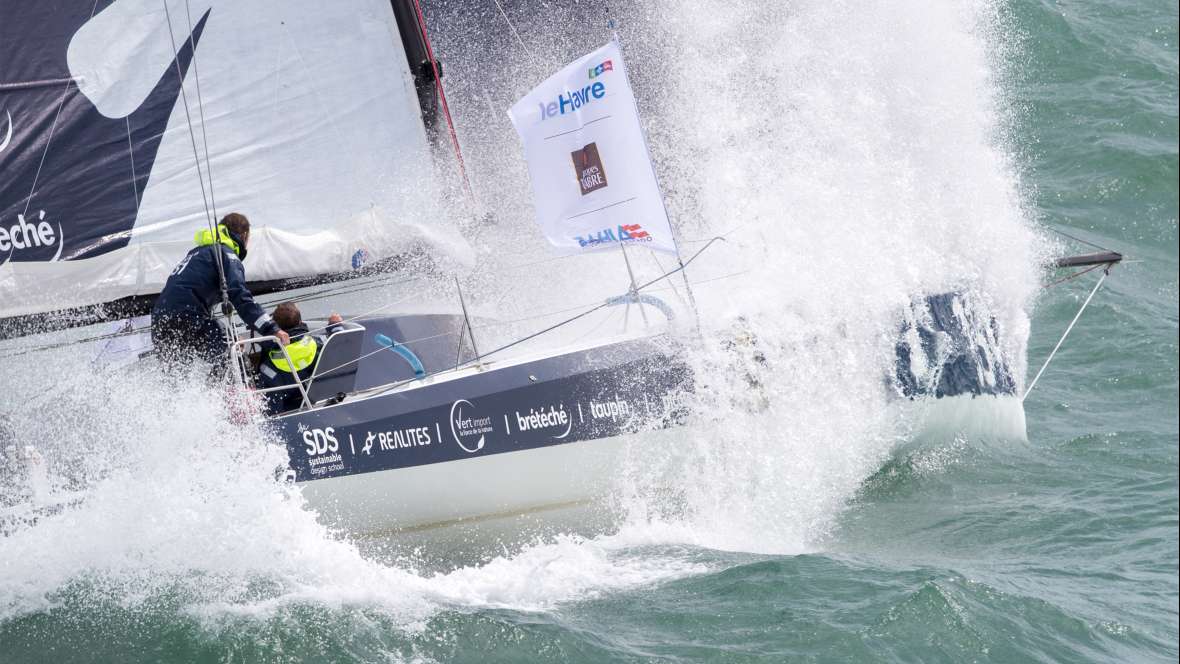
xmin=624 ymin=0 xmax=1042 ymax=551
xmin=0 ymin=0 xmax=1044 ymax=638
xmin=427 ymin=0 xmax=1044 ymax=553
xmin=0 ymin=365 xmax=703 ymax=634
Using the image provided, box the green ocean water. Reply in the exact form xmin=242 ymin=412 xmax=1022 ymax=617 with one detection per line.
xmin=1 ymin=0 xmax=1177 ymax=662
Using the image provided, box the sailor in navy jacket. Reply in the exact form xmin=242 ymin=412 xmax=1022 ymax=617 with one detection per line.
xmin=151 ymin=213 xmax=286 ymax=370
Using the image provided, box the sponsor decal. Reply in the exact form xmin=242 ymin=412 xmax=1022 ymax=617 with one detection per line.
xmin=301 ymin=426 xmax=339 ymax=457
xmin=0 ymin=210 xmax=64 ymax=262
xmin=299 ymin=421 xmax=345 ymax=476
xmin=450 ymin=399 xmax=492 ymax=453
xmin=0 ymin=9 xmax=209 ymax=265
xmin=307 ymin=452 xmax=344 ymax=477
xmin=365 ymin=426 xmax=432 ymax=452
xmin=588 ymin=59 xmax=613 ymax=79
xmin=538 ymin=81 xmax=606 ymax=121
xmin=571 ymin=142 xmax=608 ymax=195
xmin=574 ymin=223 xmax=651 ymax=248
xmin=514 ymin=403 xmax=573 ymax=439
xmin=280 ymin=348 xmax=694 ymax=483
xmin=589 ymin=398 xmax=632 ymax=422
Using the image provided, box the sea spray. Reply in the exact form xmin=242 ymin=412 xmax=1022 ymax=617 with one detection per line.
xmin=0 ymin=0 xmax=1047 ymax=646
xmin=0 ymin=367 xmax=421 ymax=625
xmin=546 ymin=0 xmax=1043 ymax=552
xmin=0 ymin=363 xmax=705 ymax=636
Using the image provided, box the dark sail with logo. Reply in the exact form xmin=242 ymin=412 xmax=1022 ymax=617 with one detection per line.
xmin=0 ymin=0 xmax=463 ymax=333
xmin=0 ymin=1 xmax=206 ymax=268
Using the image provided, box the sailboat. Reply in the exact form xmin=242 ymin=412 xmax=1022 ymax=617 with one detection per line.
xmin=1 ymin=1 xmax=1119 ymax=534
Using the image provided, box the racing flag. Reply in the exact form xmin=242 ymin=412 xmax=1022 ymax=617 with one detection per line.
xmin=508 ymin=40 xmax=677 ymax=254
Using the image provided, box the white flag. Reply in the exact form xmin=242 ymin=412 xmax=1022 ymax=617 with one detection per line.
xmin=509 ymin=41 xmax=677 ymax=254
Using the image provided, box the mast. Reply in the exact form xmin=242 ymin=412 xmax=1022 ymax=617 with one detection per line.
xmin=389 ymin=0 xmax=476 ymax=202
xmin=388 ymin=0 xmax=443 ymax=149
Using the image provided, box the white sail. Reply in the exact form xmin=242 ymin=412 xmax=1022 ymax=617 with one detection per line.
xmin=0 ymin=0 xmax=465 ymax=321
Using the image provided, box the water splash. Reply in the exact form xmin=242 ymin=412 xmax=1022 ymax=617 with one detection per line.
xmin=561 ymin=0 xmax=1044 ymax=553
xmin=0 ymin=0 xmax=1044 ymax=638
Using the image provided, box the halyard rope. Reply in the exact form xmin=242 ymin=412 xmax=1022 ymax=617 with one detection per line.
xmin=185 ymin=0 xmax=218 ymax=223
xmin=163 ymin=0 xmax=241 ymax=385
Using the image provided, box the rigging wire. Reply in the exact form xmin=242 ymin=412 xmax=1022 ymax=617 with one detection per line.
xmin=185 ymin=0 xmax=218 ymax=222
xmin=283 ymin=237 xmax=726 ymax=384
xmin=0 ymin=239 xmax=739 ymax=360
xmin=19 ymin=77 xmax=72 ymax=220
xmin=1042 ymin=223 xmax=1125 ymax=289
xmin=1026 ymin=223 xmax=1123 ymax=394
xmin=286 ymin=286 xmax=427 ymax=337
xmin=0 ymin=254 xmax=551 ymax=359
xmin=162 ymin=0 xmax=241 ymax=384
xmin=7 ymin=244 xmax=745 ymax=417
xmin=1 ymin=234 xmax=728 ymax=362
xmin=1024 ymin=267 xmax=1111 ymax=400
xmin=256 ymin=272 xmax=424 ymax=308
xmin=123 ymin=118 xmax=142 ymax=209
xmin=491 ymin=0 xmax=535 ymax=57
xmin=161 ymin=3 xmax=231 ymax=304
xmin=1048 ymin=226 xmax=1112 ymax=253
xmin=649 ymin=251 xmax=688 ymax=309
xmin=0 ymin=279 xmax=424 ymax=360
xmin=1043 ymin=262 xmax=1103 ymax=289
xmin=0 ymin=326 xmax=150 ymax=359
xmin=569 ymin=304 xmax=623 ymax=345
xmin=438 ymin=236 xmax=722 ymax=367
xmin=495 ymin=252 xmax=585 ymax=272
xmin=16 ymin=0 xmax=98 ymax=221
xmin=161 ymin=1 xmax=217 ymax=240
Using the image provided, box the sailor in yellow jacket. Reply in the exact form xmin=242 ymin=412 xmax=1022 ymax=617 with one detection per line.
xmin=256 ymin=302 xmax=343 ymax=413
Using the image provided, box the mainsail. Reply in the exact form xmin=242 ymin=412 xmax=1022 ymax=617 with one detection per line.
xmin=0 ymin=0 xmax=460 ymax=334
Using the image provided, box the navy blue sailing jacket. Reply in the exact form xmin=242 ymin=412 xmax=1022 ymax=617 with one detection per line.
xmin=151 ymin=230 xmax=278 ymax=336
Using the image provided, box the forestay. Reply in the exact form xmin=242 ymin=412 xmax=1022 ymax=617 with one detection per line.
xmin=0 ymin=0 xmax=460 ymax=322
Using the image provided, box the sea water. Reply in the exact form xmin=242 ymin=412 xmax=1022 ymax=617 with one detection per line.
xmin=1 ymin=0 xmax=1176 ymax=661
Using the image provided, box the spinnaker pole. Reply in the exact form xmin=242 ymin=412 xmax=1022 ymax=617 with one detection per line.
xmin=1024 ymin=246 xmax=1124 ymax=399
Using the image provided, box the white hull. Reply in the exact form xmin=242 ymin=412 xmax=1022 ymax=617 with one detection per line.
xmin=300 ymin=432 xmax=631 ymax=533
xmin=900 ymin=394 xmax=1028 ymax=444
xmin=298 ymin=394 xmax=1027 ymax=533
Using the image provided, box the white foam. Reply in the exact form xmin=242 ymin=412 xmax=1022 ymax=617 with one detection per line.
xmin=0 ymin=370 xmax=706 ymax=626
xmin=578 ymin=0 xmax=1043 ymax=554
xmin=0 ymin=0 xmax=1044 ymax=628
